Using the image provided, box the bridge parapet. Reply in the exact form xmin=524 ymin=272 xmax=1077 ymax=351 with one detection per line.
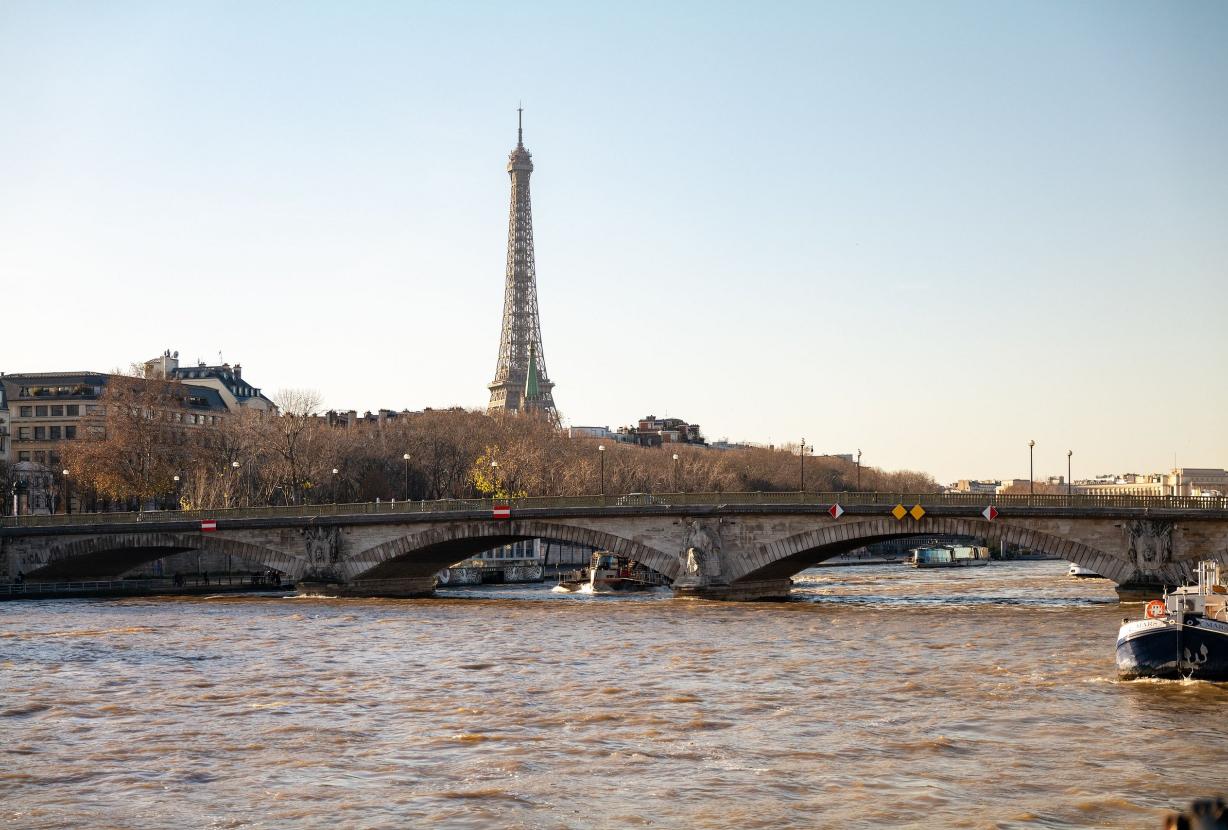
xmin=3 ymin=491 xmax=1227 ymax=531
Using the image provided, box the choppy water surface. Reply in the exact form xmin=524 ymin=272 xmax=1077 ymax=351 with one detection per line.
xmin=3 ymin=561 xmax=1226 ymax=829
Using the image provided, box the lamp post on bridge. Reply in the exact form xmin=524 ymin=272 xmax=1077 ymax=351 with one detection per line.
xmin=856 ymin=449 xmax=862 ymax=491
xmin=799 ymin=438 xmax=806 ymax=493
xmin=490 ymin=460 xmax=500 ymax=497
xmin=1067 ymin=450 xmax=1073 ymax=502
xmin=672 ymin=453 xmax=680 ymax=492
xmin=597 ymin=444 xmax=606 ymax=498
xmin=1028 ymin=440 xmax=1035 ymax=500
xmin=61 ymin=469 xmax=71 ymax=515
xmin=173 ymin=474 xmax=180 ymax=511
xmin=403 ymin=453 xmax=411 ymax=501
xmin=230 ymin=460 xmax=240 ymax=508
xmin=331 ymin=468 xmax=339 ymax=505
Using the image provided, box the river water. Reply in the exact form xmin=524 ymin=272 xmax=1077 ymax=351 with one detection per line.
xmin=2 ymin=561 xmax=1225 ymax=829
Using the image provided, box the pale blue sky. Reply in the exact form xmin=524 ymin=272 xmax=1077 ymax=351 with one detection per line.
xmin=2 ymin=1 xmax=1225 ymax=483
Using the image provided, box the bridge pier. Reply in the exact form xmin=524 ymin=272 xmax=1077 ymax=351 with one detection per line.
xmin=298 ymin=576 xmax=437 ymax=599
xmin=674 ymin=578 xmax=793 ymax=602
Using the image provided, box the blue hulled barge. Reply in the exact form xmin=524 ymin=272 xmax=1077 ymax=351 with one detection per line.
xmin=1116 ymin=561 xmax=1228 ymax=681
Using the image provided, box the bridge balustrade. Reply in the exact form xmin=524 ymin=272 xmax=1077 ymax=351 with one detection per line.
xmin=2 ymin=491 xmax=1227 ymax=529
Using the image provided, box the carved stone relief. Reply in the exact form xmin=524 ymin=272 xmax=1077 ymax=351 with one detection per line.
xmin=1126 ymin=520 xmax=1173 ymax=571
xmin=303 ymin=526 xmax=341 ymax=573
xmin=677 ymin=520 xmax=725 ymax=585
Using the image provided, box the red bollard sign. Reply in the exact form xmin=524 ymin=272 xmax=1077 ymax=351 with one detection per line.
xmin=200 ymin=520 xmax=218 ymax=532
xmin=492 ymin=506 xmax=511 ymax=520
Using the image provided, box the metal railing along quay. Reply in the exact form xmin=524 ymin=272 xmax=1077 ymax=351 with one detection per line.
xmin=0 ymin=579 xmax=180 ymax=597
xmin=2 ymin=491 xmax=1227 ymax=530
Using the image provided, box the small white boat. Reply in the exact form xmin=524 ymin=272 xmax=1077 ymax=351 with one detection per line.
xmin=1068 ymin=563 xmax=1103 ymax=578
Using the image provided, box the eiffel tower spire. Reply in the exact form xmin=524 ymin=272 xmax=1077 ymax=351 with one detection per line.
xmin=487 ymin=108 xmax=557 ymax=419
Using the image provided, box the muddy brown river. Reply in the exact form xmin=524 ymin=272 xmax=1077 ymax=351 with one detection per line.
xmin=2 ymin=561 xmax=1225 ymax=828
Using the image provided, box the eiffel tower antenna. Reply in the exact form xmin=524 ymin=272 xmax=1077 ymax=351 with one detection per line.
xmin=487 ymin=107 xmax=557 ymax=421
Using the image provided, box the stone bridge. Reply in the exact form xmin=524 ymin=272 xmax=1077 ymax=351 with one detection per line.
xmin=3 ymin=493 xmax=1228 ymax=600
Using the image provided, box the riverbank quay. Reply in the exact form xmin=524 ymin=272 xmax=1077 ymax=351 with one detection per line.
xmin=0 ymin=578 xmax=291 ymax=602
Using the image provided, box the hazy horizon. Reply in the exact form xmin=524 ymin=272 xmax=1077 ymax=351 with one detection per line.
xmin=3 ymin=1 xmax=1225 ymax=483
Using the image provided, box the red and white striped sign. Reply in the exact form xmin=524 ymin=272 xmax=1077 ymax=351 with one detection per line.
xmin=982 ymin=506 xmax=998 ymax=521
xmin=828 ymin=504 xmax=844 ymax=519
xmin=200 ymin=520 xmax=217 ymax=533
xmin=492 ymin=506 xmax=511 ymax=520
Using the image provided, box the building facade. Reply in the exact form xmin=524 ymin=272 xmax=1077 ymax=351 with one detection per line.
xmin=1075 ymin=469 xmax=1228 ymax=498
xmin=143 ymin=350 xmax=275 ymax=412
xmin=1 ymin=372 xmax=107 ymax=471
xmin=617 ymin=415 xmax=706 ymax=447
xmin=0 ymin=381 xmax=9 ymax=464
xmin=2 ymin=352 xmax=269 ymax=515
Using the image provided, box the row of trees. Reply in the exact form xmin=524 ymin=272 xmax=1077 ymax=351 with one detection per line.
xmin=55 ymin=380 xmax=938 ymax=511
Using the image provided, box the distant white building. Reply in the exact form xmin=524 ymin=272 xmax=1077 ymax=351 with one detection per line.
xmin=1077 ymin=468 xmax=1228 ymax=497
xmin=567 ymin=426 xmax=613 ymax=440
xmin=949 ymin=479 xmax=1001 ymax=495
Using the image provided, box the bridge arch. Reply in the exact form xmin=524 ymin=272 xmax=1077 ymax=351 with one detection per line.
xmin=26 ymin=533 xmax=304 ymax=580
xmin=730 ymin=517 xmax=1134 ymax=584
xmin=344 ymin=519 xmax=677 ymax=582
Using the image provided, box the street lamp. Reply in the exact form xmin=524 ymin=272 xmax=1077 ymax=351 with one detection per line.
xmin=402 ymin=453 xmax=411 ymax=501
xmin=62 ymin=469 xmax=71 ymax=515
xmin=1067 ymin=450 xmax=1073 ymax=499
xmin=231 ymin=460 xmax=241 ymax=509
xmin=173 ymin=474 xmax=181 ymax=511
xmin=1028 ymin=440 xmax=1035 ymax=498
xmin=672 ymin=453 xmax=680 ymax=492
xmin=490 ymin=460 xmax=500 ymax=496
xmin=856 ymin=449 xmax=862 ymax=491
xmin=800 ymin=438 xmax=806 ymax=493
xmin=597 ymin=445 xmax=605 ymax=497
xmin=332 ymin=468 xmax=339 ymax=504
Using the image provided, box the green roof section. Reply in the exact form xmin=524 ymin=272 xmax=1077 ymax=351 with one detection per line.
xmin=524 ymin=343 xmax=541 ymax=403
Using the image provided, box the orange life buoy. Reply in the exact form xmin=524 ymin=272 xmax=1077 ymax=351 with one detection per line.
xmin=1145 ymin=600 xmax=1167 ymax=620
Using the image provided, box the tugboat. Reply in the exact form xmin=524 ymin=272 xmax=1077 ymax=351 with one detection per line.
xmin=552 ymin=551 xmax=668 ymax=594
xmin=1116 ymin=561 xmax=1228 ymax=681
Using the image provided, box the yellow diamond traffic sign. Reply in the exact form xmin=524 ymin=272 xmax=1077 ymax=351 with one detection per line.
xmin=892 ymin=504 xmax=907 ymax=520
xmin=910 ymin=504 xmax=926 ymax=521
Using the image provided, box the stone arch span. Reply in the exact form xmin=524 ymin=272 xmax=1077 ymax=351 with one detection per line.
xmin=344 ymin=520 xmax=677 ymax=582
xmin=730 ymin=517 xmax=1134 ymax=584
xmin=26 ymin=533 xmax=303 ymax=580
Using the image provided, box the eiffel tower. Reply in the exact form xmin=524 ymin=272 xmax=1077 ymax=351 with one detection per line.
xmin=487 ymin=108 xmax=557 ymax=420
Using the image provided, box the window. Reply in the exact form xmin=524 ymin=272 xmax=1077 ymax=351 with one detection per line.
xmin=35 ymin=406 xmax=48 ymax=417
xmin=18 ymin=452 xmax=29 ymax=462
xmin=50 ymin=426 xmax=62 ymax=440
xmin=86 ymin=405 xmax=103 ymax=415
xmin=51 ymin=405 xmax=64 ymax=416
xmin=65 ymin=426 xmax=76 ymax=439
xmin=49 ymin=452 xmax=60 ymax=466
xmin=66 ymin=405 xmax=79 ymax=416
xmin=18 ymin=427 xmax=30 ymax=440
xmin=19 ymin=406 xmax=31 ymax=417
xmin=33 ymin=451 xmax=46 ymax=464
xmin=34 ymin=427 xmax=46 ymax=440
